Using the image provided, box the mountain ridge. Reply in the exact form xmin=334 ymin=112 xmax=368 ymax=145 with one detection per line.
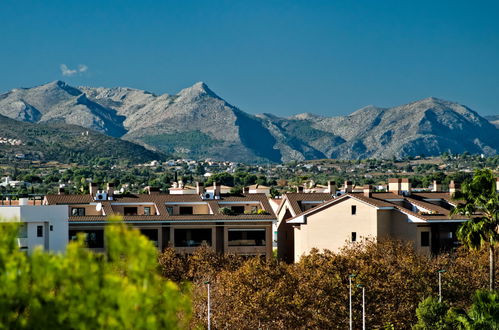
xmin=1 ymin=81 xmax=498 ymax=162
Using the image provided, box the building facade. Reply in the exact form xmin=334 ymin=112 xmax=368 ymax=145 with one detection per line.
xmin=44 ymin=182 xmax=276 ymax=259
xmin=279 ymin=179 xmax=469 ymax=262
xmin=0 ymin=200 xmax=68 ymax=253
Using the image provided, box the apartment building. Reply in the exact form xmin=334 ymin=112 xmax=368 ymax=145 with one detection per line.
xmin=44 ymin=182 xmax=276 ymax=259
xmin=0 ymin=199 xmax=68 ymax=253
xmin=278 ymin=179 xmax=470 ymax=263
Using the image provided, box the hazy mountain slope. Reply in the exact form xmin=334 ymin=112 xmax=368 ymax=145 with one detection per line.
xmin=0 ymin=81 xmax=126 ymax=137
xmin=0 ymin=114 xmax=163 ymax=164
xmin=1 ymin=81 xmax=498 ymax=162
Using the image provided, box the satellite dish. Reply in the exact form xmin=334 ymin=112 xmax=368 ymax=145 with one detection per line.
xmin=96 ymin=203 xmax=102 ymax=212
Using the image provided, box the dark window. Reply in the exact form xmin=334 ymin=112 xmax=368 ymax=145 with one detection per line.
xmin=231 ymin=206 xmax=245 ymax=214
xmin=228 ymin=229 xmax=266 ymax=246
xmin=50 ymin=225 xmax=53 ymax=231
xmin=140 ymin=229 xmax=159 ymax=247
xmin=166 ymin=207 xmax=174 ymax=216
xmin=351 ymin=205 xmax=357 ymax=215
xmin=124 ymin=207 xmax=138 ymax=216
xmin=174 ymin=229 xmax=211 ymax=247
xmin=351 ymin=232 xmax=357 ymax=242
xmin=69 ymin=230 xmax=104 ymax=248
xmin=179 ymin=206 xmax=193 ymax=215
xmin=71 ymin=208 xmax=85 ymax=216
xmin=144 ymin=207 xmax=151 ymax=215
xmin=37 ymin=225 xmax=43 ymax=237
xmin=421 ymin=231 xmax=430 ymax=247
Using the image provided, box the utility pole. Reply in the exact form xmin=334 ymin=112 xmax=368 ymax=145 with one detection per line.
xmin=204 ymin=281 xmax=211 ymax=330
xmin=438 ymin=270 xmax=446 ymax=302
xmin=357 ymin=284 xmax=365 ymax=330
xmin=349 ymin=274 xmax=356 ymax=330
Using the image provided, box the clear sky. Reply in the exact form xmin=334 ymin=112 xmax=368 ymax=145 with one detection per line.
xmin=1 ymin=0 xmax=498 ymax=116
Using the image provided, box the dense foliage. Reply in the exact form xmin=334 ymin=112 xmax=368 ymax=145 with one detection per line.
xmin=159 ymin=239 xmax=497 ymax=329
xmin=0 ymin=219 xmax=191 ymax=329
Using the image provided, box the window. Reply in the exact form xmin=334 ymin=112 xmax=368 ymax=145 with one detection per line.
xmin=69 ymin=230 xmax=104 ymax=248
xmin=231 ymin=206 xmax=245 ymax=214
xmin=37 ymin=225 xmax=43 ymax=237
xmin=50 ymin=225 xmax=53 ymax=231
xmin=124 ymin=207 xmax=138 ymax=216
xmin=351 ymin=232 xmax=357 ymax=242
xmin=18 ymin=223 xmax=27 ymax=238
xmin=166 ymin=207 xmax=174 ymax=216
xmin=179 ymin=206 xmax=193 ymax=215
xmin=421 ymin=231 xmax=430 ymax=247
xmin=144 ymin=207 xmax=151 ymax=215
xmin=140 ymin=229 xmax=159 ymax=247
xmin=174 ymin=229 xmax=211 ymax=247
xmin=228 ymin=229 xmax=266 ymax=246
xmin=71 ymin=208 xmax=85 ymax=216
xmin=351 ymin=205 xmax=357 ymax=215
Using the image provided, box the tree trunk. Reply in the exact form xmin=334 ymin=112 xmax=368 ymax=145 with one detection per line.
xmin=489 ymin=245 xmax=495 ymax=291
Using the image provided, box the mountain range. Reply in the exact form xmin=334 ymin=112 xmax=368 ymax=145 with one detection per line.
xmin=0 ymin=80 xmax=498 ymax=163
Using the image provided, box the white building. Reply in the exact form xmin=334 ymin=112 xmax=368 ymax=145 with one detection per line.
xmin=0 ymin=201 xmax=68 ymax=253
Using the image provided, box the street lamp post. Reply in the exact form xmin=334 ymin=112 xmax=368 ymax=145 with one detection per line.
xmin=357 ymin=284 xmax=366 ymax=330
xmin=349 ymin=274 xmax=356 ymax=330
xmin=438 ymin=270 xmax=446 ymax=302
xmin=204 ymin=281 xmax=211 ymax=330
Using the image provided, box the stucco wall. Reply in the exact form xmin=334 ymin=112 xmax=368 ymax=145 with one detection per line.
xmin=293 ymin=198 xmax=378 ymax=261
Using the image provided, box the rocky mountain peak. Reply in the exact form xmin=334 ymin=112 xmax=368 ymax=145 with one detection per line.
xmin=177 ymin=82 xmax=221 ymax=100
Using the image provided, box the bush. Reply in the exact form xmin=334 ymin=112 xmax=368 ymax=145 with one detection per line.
xmin=0 ymin=219 xmax=191 ymax=329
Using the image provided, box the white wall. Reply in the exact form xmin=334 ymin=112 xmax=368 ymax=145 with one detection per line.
xmin=0 ymin=205 xmax=68 ymax=253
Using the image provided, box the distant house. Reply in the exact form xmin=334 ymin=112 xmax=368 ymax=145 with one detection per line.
xmin=278 ymin=179 xmax=470 ymax=263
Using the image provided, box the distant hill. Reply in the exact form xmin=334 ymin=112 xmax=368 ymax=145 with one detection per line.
xmin=1 ymin=81 xmax=498 ymax=162
xmin=0 ymin=114 xmax=164 ymax=164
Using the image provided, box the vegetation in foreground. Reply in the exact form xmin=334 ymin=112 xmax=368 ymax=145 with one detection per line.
xmin=0 ymin=219 xmax=190 ymax=329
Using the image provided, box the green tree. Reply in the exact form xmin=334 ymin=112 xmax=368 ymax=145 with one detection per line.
xmin=0 ymin=219 xmax=191 ymax=329
xmin=453 ymin=290 xmax=499 ymax=329
xmin=452 ymin=169 xmax=499 ymax=290
xmin=413 ymin=296 xmax=453 ymax=330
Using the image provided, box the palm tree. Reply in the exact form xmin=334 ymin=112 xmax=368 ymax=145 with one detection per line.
xmin=452 ymin=169 xmax=499 ymax=291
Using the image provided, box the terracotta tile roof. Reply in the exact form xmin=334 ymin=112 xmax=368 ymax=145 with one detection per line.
xmin=286 ymin=191 xmax=468 ymax=223
xmin=68 ymin=214 xmax=276 ymax=223
xmin=46 ymin=192 xmax=276 ymax=222
xmin=279 ymin=193 xmax=334 ymax=216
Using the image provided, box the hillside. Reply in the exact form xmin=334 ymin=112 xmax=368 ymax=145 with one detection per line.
xmin=1 ymin=81 xmax=498 ymax=162
xmin=0 ymin=114 xmax=164 ymax=164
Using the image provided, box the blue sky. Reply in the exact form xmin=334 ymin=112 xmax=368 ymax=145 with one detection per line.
xmin=1 ymin=0 xmax=498 ymax=116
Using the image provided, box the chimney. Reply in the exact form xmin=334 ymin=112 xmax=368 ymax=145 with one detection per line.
xmin=145 ymin=186 xmax=160 ymax=195
xmin=214 ymin=182 xmax=221 ymax=197
xmin=400 ymin=178 xmax=411 ymax=194
xmin=449 ymin=180 xmax=460 ymax=195
xmin=89 ymin=182 xmax=98 ymax=196
xmin=344 ymin=181 xmax=353 ymax=193
xmin=327 ymin=181 xmax=337 ymax=194
xmin=388 ymin=178 xmax=401 ymax=194
xmin=58 ymin=187 xmax=65 ymax=195
xmin=106 ymin=183 xmax=114 ymax=198
xmin=243 ymin=186 xmax=250 ymax=194
xmin=296 ymin=186 xmax=304 ymax=193
xmin=432 ymin=180 xmax=442 ymax=192
xmin=363 ymin=185 xmax=373 ymax=198
xmin=196 ymin=182 xmax=204 ymax=195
